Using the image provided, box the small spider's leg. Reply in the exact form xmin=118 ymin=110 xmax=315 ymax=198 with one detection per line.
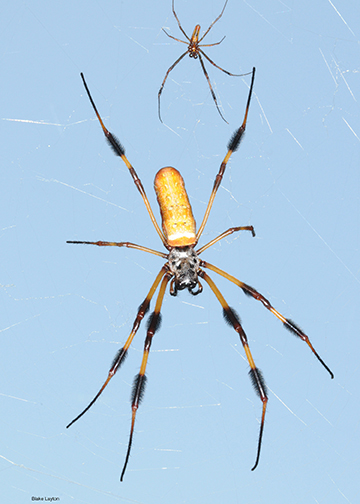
xmin=198 ymin=269 xmax=267 ymax=471
xmin=171 ymin=0 xmax=191 ymax=41
xmin=158 ymin=51 xmax=188 ymax=122
xmin=198 ymin=35 xmax=225 ymax=48
xmin=121 ymin=271 xmax=172 ymax=481
xmin=202 ymin=261 xmax=334 ymax=379
xmin=66 ymin=266 xmax=168 ymax=430
xmin=80 ymin=73 xmax=167 ymax=248
xmin=196 ymin=225 xmax=255 ymax=255
xmin=198 ymin=0 xmax=229 ymax=43
xmin=199 ymin=48 xmax=251 ymax=77
xmin=162 ymin=29 xmax=188 ymax=45
xmin=198 ymin=52 xmax=228 ymax=123
xmin=196 ymin=67 xmax=256 ymax=241
xmin=66 ymin=240 xmax=168 ymax=259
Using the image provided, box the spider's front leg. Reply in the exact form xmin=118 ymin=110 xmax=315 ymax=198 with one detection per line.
xmin=198 ymin=269 xmax=268 ymax=470
xmin=120 ymin=271 xmax=172 ymax=481
xmin=66 ymin=267 xmax=168 ymax=429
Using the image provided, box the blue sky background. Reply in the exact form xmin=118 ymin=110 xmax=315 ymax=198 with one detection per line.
xmin=1 ymin=1 xmax=359 ymax=503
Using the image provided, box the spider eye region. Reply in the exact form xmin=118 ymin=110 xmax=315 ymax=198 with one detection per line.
xmin=168 ymin=246 xmax=200 ymax=293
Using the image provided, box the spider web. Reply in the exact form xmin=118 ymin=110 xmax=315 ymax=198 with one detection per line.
xmin=1 ymin=1 xmax=359 ymax=503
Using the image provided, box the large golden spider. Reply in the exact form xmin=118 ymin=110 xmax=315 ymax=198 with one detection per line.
xmin=67 ymin=68 xmax=333 ymax=481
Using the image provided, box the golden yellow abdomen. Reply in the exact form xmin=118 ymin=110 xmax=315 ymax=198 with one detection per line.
xmin=154 ymin=167 xmax=196 ymax=247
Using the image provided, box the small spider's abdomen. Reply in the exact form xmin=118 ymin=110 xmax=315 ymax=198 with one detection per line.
xmin=188 ymin=25 xmax=200 ymax=57
xmin=154 ymin=167 xmax=196 ymax=247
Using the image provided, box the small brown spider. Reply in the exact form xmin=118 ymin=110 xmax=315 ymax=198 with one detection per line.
xmin=158 ymin=0 xmax=251 ymax=122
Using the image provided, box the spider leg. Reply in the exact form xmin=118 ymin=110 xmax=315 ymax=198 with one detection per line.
xmin=162 ymin=28 xmax=188 ymax=45
xmin=196 ymin=67 xmax=255 ymax=241
xmin=121 ymin=271 xmax=172 ymax=481
xmin=198 ymin=0 xmax=229 ymax=43
xmin=158 ymin=51 xmax=188 ymax=122
xmin=198 ymin=52 xmax=228 ymax=123
xmin=66 ymin=240 xmax=168 ymax=259
xmin=171 ymin=0 xmax=191 ymax=41
xmin=198 ymin=269 xmax=267 ymax=471
xmin=80 ymin=73 xmax=167 ymax=248
xmin=199 ymin=47 xmax=251 ymax=77
xmin=202 ymin=261 xmax=334 ymax=379
xmin=196 ymin=225 xmax=255 ymax=255
xmin=198 ymin=36 xmax=225 ymax=48
xmin=66 ymin=266 xmax=168 ymax=430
